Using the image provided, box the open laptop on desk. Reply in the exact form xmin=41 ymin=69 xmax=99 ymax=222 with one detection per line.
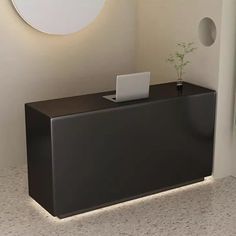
xmin=103 ymin=72 xmax=150 ymax=103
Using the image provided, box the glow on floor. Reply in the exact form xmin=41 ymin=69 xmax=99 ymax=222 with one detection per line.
xmin=29 ymin=176 xmax=215 ymax=223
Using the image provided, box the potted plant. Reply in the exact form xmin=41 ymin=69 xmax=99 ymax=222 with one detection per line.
xmin=167 ymin=42 xmax=197 ymax=90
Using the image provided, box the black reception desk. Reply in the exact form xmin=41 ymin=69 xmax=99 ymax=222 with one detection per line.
xmin=25 ymin=82 xmax=216 ymax=218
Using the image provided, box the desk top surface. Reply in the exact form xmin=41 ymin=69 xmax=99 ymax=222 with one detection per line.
xmin=26 ymin=82 xmax=215 ymax=118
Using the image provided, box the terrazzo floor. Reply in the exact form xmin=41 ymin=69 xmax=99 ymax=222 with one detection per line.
xmin=1 ymin=166 xmax=236 ymax=236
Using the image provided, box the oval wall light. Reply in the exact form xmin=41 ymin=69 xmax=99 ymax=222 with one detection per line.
xmin=11 ymin=0 xmax=106 ymax=35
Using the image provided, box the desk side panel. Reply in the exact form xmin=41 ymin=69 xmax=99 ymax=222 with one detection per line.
xmin=25 ymin=105 xmax=55 ymax=215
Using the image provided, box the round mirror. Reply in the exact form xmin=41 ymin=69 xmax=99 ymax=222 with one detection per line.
xmin=11 ymin=0 xmax=106 ymax=35
xmin=198 ymin=17 xmax=217 ymax=47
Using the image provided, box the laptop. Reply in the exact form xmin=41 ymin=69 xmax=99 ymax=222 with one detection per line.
xmin=103 ymin=72 xmax=151 ymax=103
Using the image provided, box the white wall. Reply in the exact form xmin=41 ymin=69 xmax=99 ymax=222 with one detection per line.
xmin=136 ymin=0 xmax=222 ymax=89
xmin=0 ymin=0 xmax=137 ymax=168
xmin=217 ymin=0 xmax=236 ymax=178
xmin=136 ymin=0 xmax=236 ymax=178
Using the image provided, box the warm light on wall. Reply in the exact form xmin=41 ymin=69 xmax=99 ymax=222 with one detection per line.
xmin=11 ymin=0 xmax=106 ymax=35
